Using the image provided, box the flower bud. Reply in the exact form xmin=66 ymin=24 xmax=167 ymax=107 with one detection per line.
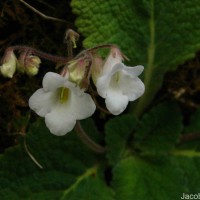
xmin=0 ymin=51 xmax=17 ymax=78
xmin=18 ymin=54 xmax=41 ymax=76
xmin=17 ymin=53 xmax=26 ymax=73
xmin=25 ymin=56 xmax=41 ymax=76
xmin=68 ymin=59 xmax=88 ymax=85
xmin=91 ymin=56 xmax=103 ymax=84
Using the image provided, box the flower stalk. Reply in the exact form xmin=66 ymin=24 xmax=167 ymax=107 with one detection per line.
xmin=5 ymin=46 xmax=70 ymax=63
xmin=74 ymin=121 xmax=106 ymax=154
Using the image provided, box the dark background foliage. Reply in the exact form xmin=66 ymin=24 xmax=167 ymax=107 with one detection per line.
xmin=1 ymin=1 xmax=200 ymax=199
xmin=1 ymin=0 xmax=200 ymax=152
xmin=0 ymin=0 xmax=77 ymax=151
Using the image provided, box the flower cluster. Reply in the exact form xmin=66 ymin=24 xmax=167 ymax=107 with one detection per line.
xmin=28 ymin=46 xmax=145 ymax=136
xmin=0 ymin=49 xmax=41 ymax=78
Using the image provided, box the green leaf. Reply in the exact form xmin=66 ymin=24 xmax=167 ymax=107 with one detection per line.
xmin=61 ymin=173 xmax=114 ymax=200
xmin=112 ymin=156 xmax=187 ymax=200
xmin=177 ymin=157 xmax=200 ymax=193
xmin=105 ymin=114 xmax=137 ymax=165
xmin=71 ymin=0 xmax=200 ymax=115
xmin=0 ymin=119 xmax=114 ymax=200
xmin=80 ymin=118 xmax=102 ymax=142
xmin=134 ymin=102 xmax=183 ymax=154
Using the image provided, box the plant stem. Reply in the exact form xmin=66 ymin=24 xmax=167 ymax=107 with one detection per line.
xmin=180 ymin=132 xmax=200 ymax=143
xmin=7 ymin=46 xmax=69 ymax=63
xmin=74 ymin=121 xmax=106 ymax=154
xmin=19 ymin=0 xmax=68 ymax=23
xmin=75 ymin=44 xmax=117 ymax=59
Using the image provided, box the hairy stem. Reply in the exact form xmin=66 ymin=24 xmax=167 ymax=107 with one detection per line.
xmin=19 ymin=0 xmax=68 ymax=23
xmin=75 ymin=121 xmax=106 ymax=154
xmin=180 ymin=132 xmax=200 ymax=143
xmin=75 ymin=44 xmax=117 ymax=59
xmin=7 ymin=46 xmax=70 ymax=63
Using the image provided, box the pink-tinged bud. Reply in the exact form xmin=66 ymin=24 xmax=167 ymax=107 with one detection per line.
xmin=111 ymin=47 xmax=124 ymax=60
xmin=0 ymin=50 xmax=17 ymax=78
xmin=25 ymin=56 xmax=41 ymax=76
xmin=68 ymin=59 xmax=88 ymax=85
xmin=18 ymin=54 xmax=41 ymax=76
xmin=91 ymin=56 xmax=103 ymax=84
xmin=100 ymin=47 xmax=124 ymax=75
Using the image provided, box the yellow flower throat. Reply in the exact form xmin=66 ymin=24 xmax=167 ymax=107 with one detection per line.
xmin=59 ymin=87 xmax=69 ymax=103
xmin=114 ymin=72 xmax=120 ymax=82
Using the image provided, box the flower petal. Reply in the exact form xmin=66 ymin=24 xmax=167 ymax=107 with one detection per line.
xmin=29 ymin=88 xmax=57 ymax=117
xmin=96 ymin=63 xmax=123 ymax=98
xmin=66 ymin=84 xmax=96 ymax=120
xmin=120 ymin=73 xmax=145 ymax=101
xmin=105 ymin=89 xmax=129 ymax=115
xmin=102 ymin=50 xmax=122 ymax=74
xmin=45 ymin=82 xmax=95 ymax=135
xmin=96 ymin=74 xmax=111 ymax=98
xmin=42 ymin=72 xmax=65 ymax=92
xmin=121 ymin=65 xmax=144 ymax=77
xmin=45 ymin=104 xmax=76 ymax=136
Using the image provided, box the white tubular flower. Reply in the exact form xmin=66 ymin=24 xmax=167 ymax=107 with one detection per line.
xmin=96 ymin=49 xmax=145 ymax=115
xmin=29 ymin=72 xmax=96 ymax=136
xmin=0 ymin=51 xmax=17 ymax=78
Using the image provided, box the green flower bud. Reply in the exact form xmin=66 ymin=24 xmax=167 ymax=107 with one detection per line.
xmin=0 ymin=51 xmax=17 ymax=78
xmin=25 ymin=56 xmax=41 ymax=76
xmin=68 ymin=59 xmax=88 ymax=85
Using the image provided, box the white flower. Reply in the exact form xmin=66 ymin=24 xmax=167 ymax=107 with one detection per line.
xmin=0 ymin=51 xmax=17 ymax=78
xmin=96 ymin=49 xmax=145 ymax=115
xmin=29 ymin=72 xmax=96 ymax=136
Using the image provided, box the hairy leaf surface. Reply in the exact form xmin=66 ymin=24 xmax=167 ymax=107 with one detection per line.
xmin=0 ymin=119 xmax=113 ymax=200
xmin=134 ymin=102 xmax=183 ymax=154
xmin=71 ymin=0 xmax=200 ymax=115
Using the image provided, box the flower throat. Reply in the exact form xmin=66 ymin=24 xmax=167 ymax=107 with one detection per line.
xmin=59 ymin=87 xmax=69 ymax=103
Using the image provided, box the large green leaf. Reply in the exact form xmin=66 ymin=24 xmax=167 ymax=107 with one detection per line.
xmin=134 ymin=102 xmax=183 ymax=154
xmin=71 ymin=0 xmax=200 ymax=115
xmin=177 ymin=157 xmax=200 ymax=193
xmin=112 ymin=156 xmax=187 ymax=200
xmin=105 ymin=114 xmax=137 ymax=165
xmin=0 ymin=119 xmax=114 ymax=200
